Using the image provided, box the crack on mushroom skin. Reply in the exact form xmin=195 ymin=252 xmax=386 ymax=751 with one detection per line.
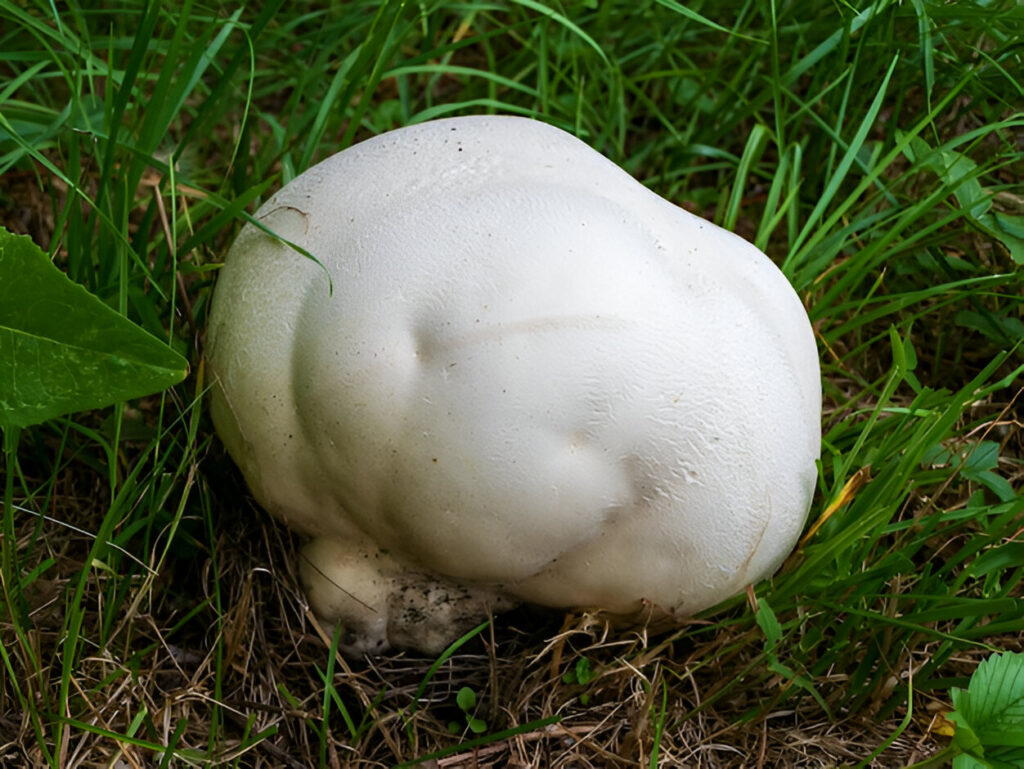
xmin=257 ymin=205 xmax=311 ymax=232
xmin=207 ymin=115 xmax=822 ymax=655
xmin=733 ymin=490 xmax=775 ymax=588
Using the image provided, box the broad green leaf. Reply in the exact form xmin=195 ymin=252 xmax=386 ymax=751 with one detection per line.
xmin=987 ymin=747 xmax=1024 ymax=768
xmin=955 ymin=748 xmax=1024 ymax=769
xmin=952 ymin=755 xmax=988 ymax=769
xmin=903 ymin=135 xmax=1024 ymax=263
xmin=0 ymin=228 xmax=188 ymax=428
xmin=922 ymin=443 xmax=953 ymax=466
xmin=949 ymin=699 xmax=982 ymax=757
xmin=962 ymin=470 xmax=1016 ymax=503
xmin=964 ymin=442 xmax=1000 ymax=473
xmin=952 ymin=653 xmax=1024 ymax=750
xmin=977 ymin=212 xmax=1024 ymax=264
xmin=904 ymin=135 xmax=990 ymax=218
xmin=966 ymin=544 xmax=1024 ymax=580
xmin=955 ymin=311 xmax=1024 ymax=346
xmin=958 ymin=441 xmax=1015 ymax=501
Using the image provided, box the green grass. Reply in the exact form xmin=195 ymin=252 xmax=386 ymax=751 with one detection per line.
xmin=1 ymin=0 xmax=1022 ymax=765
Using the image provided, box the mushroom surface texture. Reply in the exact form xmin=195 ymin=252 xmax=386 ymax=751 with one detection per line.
xmin=207 ymin=115 xmax=821 ymax=656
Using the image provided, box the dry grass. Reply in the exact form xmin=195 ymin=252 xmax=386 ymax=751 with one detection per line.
xmin=3 ymin=361 xmax=1021 ymax=765
xmin=6 ymin=433 xmax=1000 ymax=766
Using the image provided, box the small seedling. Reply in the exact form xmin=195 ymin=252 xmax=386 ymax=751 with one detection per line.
xmin=447 ymin=687 xmax=487 ymax=735
xmin=563 ymin=657 xmax=598 ymax=704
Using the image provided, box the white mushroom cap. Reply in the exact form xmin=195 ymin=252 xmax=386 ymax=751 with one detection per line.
xmin=207 ymin=115 xmax=820 ymax=651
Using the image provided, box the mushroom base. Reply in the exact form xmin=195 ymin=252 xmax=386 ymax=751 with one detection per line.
xmin=299 ymin=537 xmax=517 ymax=656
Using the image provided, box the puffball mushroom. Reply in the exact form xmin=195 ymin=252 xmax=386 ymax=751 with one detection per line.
xmin=207 ymin=115 xmax=821 ymax=656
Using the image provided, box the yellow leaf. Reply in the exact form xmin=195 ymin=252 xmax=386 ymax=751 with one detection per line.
xmin=799 ymin=466 xmax=872 ymax=548
xmin=931 ymin=711 xmax=956 ymax=737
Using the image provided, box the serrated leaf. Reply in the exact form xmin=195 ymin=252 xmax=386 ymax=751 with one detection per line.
xmin=953 ymin=653 xmax=1024 ymax=749
xmin=0 ymin=228 xmax=188 ymax=428
xmin=949 ymin=702 xmax=983 ymax=755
